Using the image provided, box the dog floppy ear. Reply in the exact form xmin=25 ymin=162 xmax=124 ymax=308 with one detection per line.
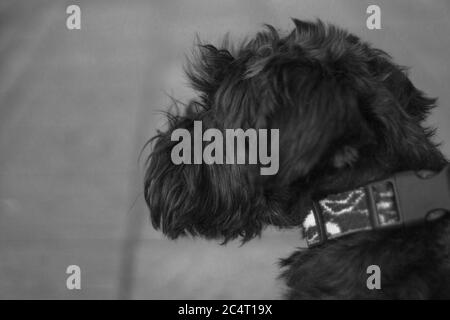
xmin=260 ymin=57 xmax=365 ymax=185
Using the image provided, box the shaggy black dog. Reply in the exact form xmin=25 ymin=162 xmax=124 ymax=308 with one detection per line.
xmin=144 ymin=19 xmax=450 ymax=299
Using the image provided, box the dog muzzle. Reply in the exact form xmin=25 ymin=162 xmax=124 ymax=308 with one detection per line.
xmin=303 ymin=165 xmax=450 ymax=247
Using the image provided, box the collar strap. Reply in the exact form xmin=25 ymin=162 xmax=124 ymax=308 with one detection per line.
xmin=303 ymin=165 xmax=450 ymax=247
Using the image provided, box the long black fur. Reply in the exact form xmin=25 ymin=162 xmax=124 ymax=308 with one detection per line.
xmin=144 ymin=19 xmax=450 ymax=299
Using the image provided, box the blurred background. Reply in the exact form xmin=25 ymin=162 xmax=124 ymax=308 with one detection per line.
xmin=0 ymin=0 xmax=449 ymax=299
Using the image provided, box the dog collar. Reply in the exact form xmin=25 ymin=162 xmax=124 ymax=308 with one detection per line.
xmin=303 ymin=165 xmax=450 ymax=247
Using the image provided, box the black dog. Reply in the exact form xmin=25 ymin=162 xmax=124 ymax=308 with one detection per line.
xmin=144 ymin=19 xmax=450 ymax=299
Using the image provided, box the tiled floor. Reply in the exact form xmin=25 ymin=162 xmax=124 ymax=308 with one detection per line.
xmin=0 ymin=0 xmax=449 ymax=299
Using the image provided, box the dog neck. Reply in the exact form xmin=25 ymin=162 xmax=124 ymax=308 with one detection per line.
xmin=303 ymin=165 xmax=450 ymax=247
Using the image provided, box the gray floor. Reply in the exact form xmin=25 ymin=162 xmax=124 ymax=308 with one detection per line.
xmin=0 ymin=0 xmax=449 ymax=299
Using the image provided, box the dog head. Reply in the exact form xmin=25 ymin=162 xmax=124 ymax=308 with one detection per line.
xmin=144 ymin=19 xmax=446 ymax=243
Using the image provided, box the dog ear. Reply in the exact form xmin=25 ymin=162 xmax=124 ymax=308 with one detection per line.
xmin=260 ymin=57 xmax=364 ymax=185
xmin=185 ymin=42 xmax=235 ymax=104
